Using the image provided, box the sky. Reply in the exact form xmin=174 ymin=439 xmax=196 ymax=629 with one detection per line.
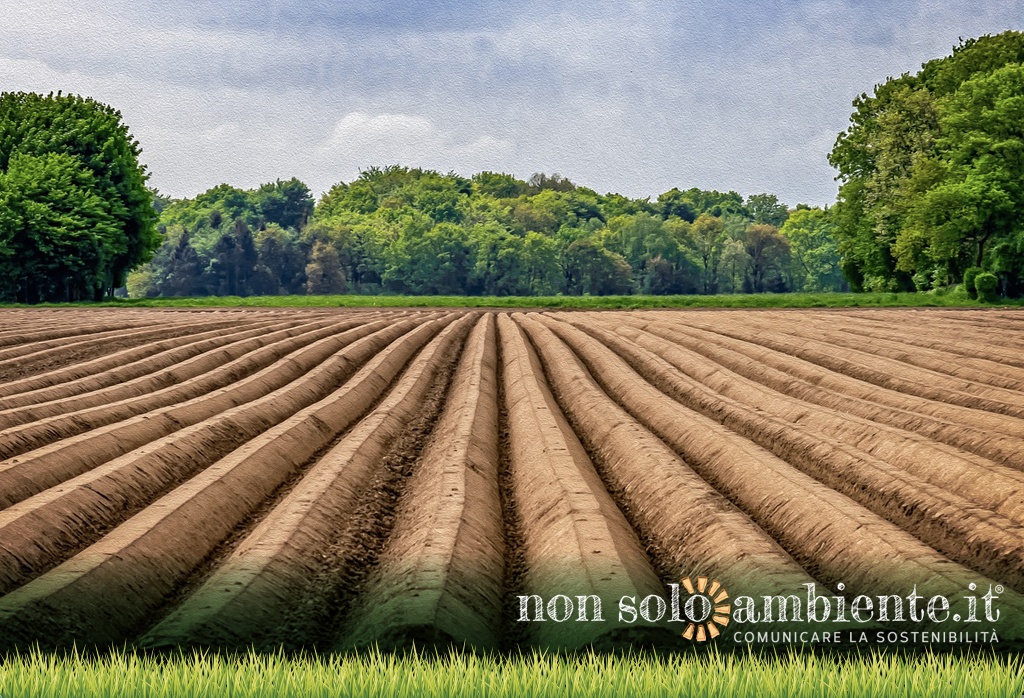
xmin=2 ymin=1 xmax=1023 ymax=207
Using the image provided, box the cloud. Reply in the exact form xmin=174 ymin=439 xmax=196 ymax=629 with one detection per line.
xmin=319 ymin=111 xmax=514 ymax=182
xmin=327 ymin=112 xmax=437 ymax=154
xmin=2 ymin=1 xmax=1022 ymax=205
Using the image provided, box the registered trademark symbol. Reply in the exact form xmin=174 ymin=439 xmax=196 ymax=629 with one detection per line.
xmin=953 ymin=614 xmax=961 ymax=621
xmin=996 ymin=585 xmax=1004 ymax=594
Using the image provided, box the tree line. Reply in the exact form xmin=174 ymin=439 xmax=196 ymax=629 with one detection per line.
xmin=129 ymin=169 xmax=846 ymax=299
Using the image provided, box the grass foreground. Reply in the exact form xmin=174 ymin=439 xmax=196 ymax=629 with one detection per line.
xmin=0 ymin=648 xmax=1020 ymax=698
xmin=3 ymin=291 xmax=1020 ymax=310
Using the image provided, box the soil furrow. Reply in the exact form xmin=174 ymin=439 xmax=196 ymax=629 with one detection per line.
xmin=724 ymin=311 xmax=1024 ymax=392
xmin=0 ymin=321 xmax=245 ymax=382
xmin=819 ymin=312 xmax=1024 ymax=366
xmin=0 ymin=314 xmax=460 ymax=649
xmin=523 ymin=313 xmax=1024 ymax=640
xmin=337 ymin=315 xmax=506 ymax=651
xmin=0 ymin=317 xmax=408 ymax=503
xmin=0 ymin=318 xmax=169 ymax=353
xmin=827 ymin=310 xmax=1024 ymax=353
xmin=563 ymin=318 xmax=1024 ymax=595
xmin=619 ymin=314 xmax=1024 ymax=467
xmin=660 ymin=314 xmax=1024 ymax=418
xmin=501 ymin=314 xmax=687 ymax=649
xmin=139 ymin=313 xmax=475 ymax=650
xmin=0 ymin=317 xmax=305 ymax=406
xmin=0 ymin=317 xmax=323 ymax=415
xmin=512 ymin=314 xmax=818 ymax=610
xmin=574 ymin=315 xmax=1024 ymax=525
xmin=0 ymin=317 xmax=376 ymax=437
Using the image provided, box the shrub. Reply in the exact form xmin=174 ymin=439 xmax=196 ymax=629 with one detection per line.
xmin=963 ymin=267 xmax=982 ymax=299
xmin=912 ymin=271 xmax=931 ymax=292
xmin=974 ymin=272 xmax=999 ymax=302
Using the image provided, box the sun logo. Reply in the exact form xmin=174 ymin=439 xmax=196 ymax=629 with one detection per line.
xmin=680 ymin=575 xmax=731 ymax=642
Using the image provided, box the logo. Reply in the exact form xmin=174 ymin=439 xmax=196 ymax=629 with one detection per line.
xmin=679 ymin=575 xmax=731 ymax=642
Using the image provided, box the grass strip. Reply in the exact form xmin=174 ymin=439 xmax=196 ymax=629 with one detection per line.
xmin=3 ymin=292 xmax=1023 ymax=310
xmin=0 ymin=647 xmax=1020 ymax=697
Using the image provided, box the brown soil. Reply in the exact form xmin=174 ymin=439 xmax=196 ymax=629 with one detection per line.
xmin=1 ymin=306 xmax=1023 ymax=652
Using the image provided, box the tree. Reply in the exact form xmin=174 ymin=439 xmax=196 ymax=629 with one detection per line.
xmin=527 ymin=172 xmax=576 ymax=193
xmin=743 ymin=224 xmax=791 ymax=293
xmin=382 ymin=217 xmax=471 ymax=294
xmin=160 ymin=230 xmax=206 ymax=297
xmin=468 ymin=222 xmax=526 ymax=295
xmin=253 ymin=224 xmax=305 ymax=294
xmin=899 ymin=64 xmax=1024 ymax=290
xmin=656 ymin=188 xmax=697 ymax=222
xmin=208 ymin=231 xmax=240 ymax=296
xmin=560 ymin=239 xmax=633 ymax=295
xmin=718 ymin=238 xmax=750 ymax=294
xmin=828 ymin=31 xmax=1024 ymax=292
xmin=745 ymin=193 xmax=790 ymax=228
xmin=472 ymin=171 xmax=529 ymax=198
xmin=0 ymin=91 xmax=159 ymax=300
xmin=686 ymin=214 xmax=726 ymax=294
xmin=305 ymin=241 xmax=347 ymax=294
xmin=520 ymin=231 xmax=560 ymax=295
xmin=254 ymin=178 xmax=314 ymax=230
xmin=0 ymin=152 xmax=119 ymax=302
xmin=779 ymin=208 xmax=847 ymax=292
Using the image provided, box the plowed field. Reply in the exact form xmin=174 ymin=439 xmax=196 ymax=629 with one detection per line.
xmin=1 ymin=307 xmax=1023 ymax=651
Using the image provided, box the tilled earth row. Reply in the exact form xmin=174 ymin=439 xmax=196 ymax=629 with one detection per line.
xmin=0 ymin=307 xmax=1022 ymax=651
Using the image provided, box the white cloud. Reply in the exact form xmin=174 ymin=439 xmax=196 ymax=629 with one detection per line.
xmin=1 ymin=1 xmax=1022 ymax=205
xmin=319 ymin=111 xmax=514 ymax=182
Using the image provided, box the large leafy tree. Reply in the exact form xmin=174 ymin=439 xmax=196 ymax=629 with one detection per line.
xmin=0 ymin=152 xmax=119 ymax=301
xmin=0 ymin=91 xmax=159 ymax=301
xmin=254 ymin=178 xmax=314 ymax=230
xmin=900 ymin=64 xmax=1024 ymax=291
xmin=745 ymin=193 xmax=790 ymax=228
xmin=743 ymin=224 xmax=791 ymax=293
xmin=829 ymin=31 xmax=1024 ymax=294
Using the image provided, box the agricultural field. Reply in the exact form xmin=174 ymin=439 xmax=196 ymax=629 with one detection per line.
xmin=0 ymin=307 xmax=1023 ymax=652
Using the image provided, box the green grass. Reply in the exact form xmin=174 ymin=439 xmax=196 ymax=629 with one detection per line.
xmin=3 ymin=291 xmax=1021 ymax=310
xmin=0 ymin=648 xmax=1020 ymax=698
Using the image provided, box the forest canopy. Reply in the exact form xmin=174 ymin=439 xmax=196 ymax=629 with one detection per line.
xmin=128 ymin=168 xmax=844 ymax=299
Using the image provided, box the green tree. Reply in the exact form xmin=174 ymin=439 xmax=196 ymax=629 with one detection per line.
xmin=0 ymin=91 xmax=158 ymax=300
xmin=305 ymin=241 xmax=347 ymax=294
xmin=253 ymin=223 xmax=305 ymax=294
xmin=743 ymin=224 xmax=791 ymax=293
xmin=779 ymin=208 xmax=847 ymax=292
xmin=0 ymin=152 xmax=119 ymax=302
xmin=520 ymin=231 xmax=560 ymax=294
xmin=828 ymin=31 xmax=1024 ymax=292
xmin=471 ymin=171 xmax=529 ymax=198
xmin=686 ymin=214 xmax=726 ymax=294
xmin=254 ymin=178 xmax=314 ymax=230
xmin=900 ymin=64 xmax=1024 ymax=291
xmin=745 ymin=193 xmax=790 ymax=227
xmin=160 ymin=230 xmax=206 ymax=297
xmin=561 ymin=239 xmax=633 ymax=295
xmin=718 ymin=238 xmax=750 ymax=294
xmin=656 ymin=188 xmax=697 ymax=222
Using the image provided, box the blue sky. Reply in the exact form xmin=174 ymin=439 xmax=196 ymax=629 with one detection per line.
xmin=2 ymin=1 xmax=1022 ymax=206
